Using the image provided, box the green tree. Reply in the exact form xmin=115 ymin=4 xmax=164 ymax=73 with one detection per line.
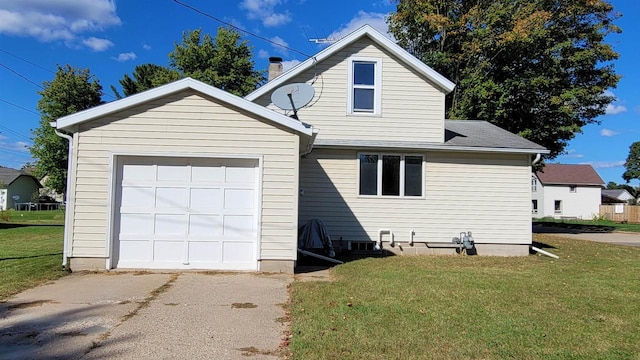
xmin=31 ymin=65 xmax=103 ymax=196
xmin=169 ymin=27 xmax=265 ymax=96
xmin=111 ymin=63 xmax=181 ymax=99
xmin=623 ymin=141 xmax=640 ymax=184
xmin=388 ymin=0 xmax=621 ymax=158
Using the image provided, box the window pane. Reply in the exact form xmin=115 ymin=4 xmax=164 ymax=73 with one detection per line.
xmin=359 ymin=154 xmax=378 ymax=195
xmin=382 ymin=155 xmax=400 ymax=196
xmin=353 ymin=88 xmax=374 ymax=111
xmin=404 ymin=156 xmax=423 ymax=196
xmin=353 ymin=62 xmax=375 ymax=85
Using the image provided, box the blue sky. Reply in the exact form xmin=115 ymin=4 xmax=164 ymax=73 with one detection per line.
xmin=0 ymin=0 xmax=637 ymax=186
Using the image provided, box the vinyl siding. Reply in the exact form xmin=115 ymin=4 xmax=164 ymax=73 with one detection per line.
xmin=254 ymin=37 xmax=445 ymax=143
xmin=299 ymin=149 xmax=532 ymax=246
xmin=536 ymin=184 xmax=601 ymax=220
xmin=71 ymin=90 xmax=300 ymax=261
xmin=5 ymin=176 xmax=40 ymax=209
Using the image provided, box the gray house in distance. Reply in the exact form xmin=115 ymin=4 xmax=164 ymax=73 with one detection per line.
xmin=0 ymin=166 xmax=42 ymax=211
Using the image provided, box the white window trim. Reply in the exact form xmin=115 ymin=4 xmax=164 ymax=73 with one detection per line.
xmin=569 ymin=185 xmax=577 ymax=193
xmin=531 ymin=176 xmax=537 ymax=192
xmin=357 ymin=152 xmax=425 ymax=198
xmin=347 ymin=57 xmax=382 ymax=116
xmin=532 ymin=200 xmax=538 ymax=214
xmin=554 ymin=200 xmax=562 ymax=214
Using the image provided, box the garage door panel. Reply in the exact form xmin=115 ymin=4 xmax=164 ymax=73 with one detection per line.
xmin=120 ymin=213 xmax=153 ymax=234
xmin=115 ymin=156 xmax=259 ymax=270
xmin=121 ymin=187 xmax=154 ymax=207
xmin=154 ymin=241 xmax=184 ymax=262
xmin=119 ymin=241 xmax=151 ymax=261
xmin=189 ymin=215 xmax=222 ymax=236
xmin=224 ymin=189 xmax=254 ymax=209
xmin=156 ymin=187 xmax=187 ymax=208
xmin=189 ymin=242 xmax=221 ymax=262
xmin=190 ymin=188 xmax=222 ymax=210
xmin=155 ymin=214 xmax=186 ymax=235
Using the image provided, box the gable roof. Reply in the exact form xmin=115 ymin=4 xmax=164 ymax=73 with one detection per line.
xmin=602 ymin=189 xmax=633 ymax=199
xmin=535 ymin=164 xmax=604 ymax=186
xmin=314 ymin=120 xmax=548 ymax=154
xmin=53 ymin=77 xmax=313 ymax=136
xmin=245 ymin=25 xmax=456 ymax=102
xmin=0 ymin=166 xmax=41 ymax=187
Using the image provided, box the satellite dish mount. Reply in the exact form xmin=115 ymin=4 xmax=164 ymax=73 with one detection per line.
xmin=271 ymin=83 xmax=315 ymax=120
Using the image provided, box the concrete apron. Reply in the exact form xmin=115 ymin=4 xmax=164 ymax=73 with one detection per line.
xmin=0 ymin=272 xmax=292 ymax=360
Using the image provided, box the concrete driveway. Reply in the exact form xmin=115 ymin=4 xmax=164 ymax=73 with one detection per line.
xmin=0 ymin=272 xmax=292 ymax=359
xmin=546 ymin=232 xmax=640 ymax=247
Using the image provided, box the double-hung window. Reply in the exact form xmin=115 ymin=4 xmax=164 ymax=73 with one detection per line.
xmin=359 ymin=154 xmax=423 ymax=197
xmin=348 ymin=57 xmax=381 ymax=115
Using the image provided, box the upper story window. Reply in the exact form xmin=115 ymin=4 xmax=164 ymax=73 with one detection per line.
xmin=531 ymin=176 xmax=537 ymax=192
xmin=348 ymin=57 xmax=381 ymax=115
xmin=569 ymin=185 xmax=577 ymax=193
xmin=359 ymin=153 xmax=423 ymax=197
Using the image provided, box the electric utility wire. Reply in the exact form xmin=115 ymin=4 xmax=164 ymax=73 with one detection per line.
xmin=0 ymin=124 xmax=32 ymax=142
xmin=0 ymin=62 xmax=43 ymax=89
xmin=0 ymin=98 xmax=40 ymax=116
xmin=0 ymin=49 xmax=55 ymax=74
xmin=172 ymin=0 xmax=313 ymax=58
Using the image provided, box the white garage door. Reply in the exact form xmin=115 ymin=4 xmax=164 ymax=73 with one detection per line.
xmin=114 ymin=156 xmax=259 ymax=270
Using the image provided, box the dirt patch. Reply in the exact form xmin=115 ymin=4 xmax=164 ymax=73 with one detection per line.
xmin=231 ymin=303 xmax=257 ymax=309
xmin=122 ymin=273 xmax=180 ymax=321
xmin=7 ymin=300 xmax=59 ymax=310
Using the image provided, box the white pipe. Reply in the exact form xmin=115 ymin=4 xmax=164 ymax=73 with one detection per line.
xmin=376 ymin=229 xmax=392 ymax=250
xmin=408 ymin=229 xmax=415 ymax=246
xmin=532 ymin=153 xmax=541 ymax=165
xmin=52 ymin=125 xmax=73 ymax=269
xmin=531 ymin=246 xmax=559 ymax=259
xmin=298 ymin=249 xmax=343 ymax=264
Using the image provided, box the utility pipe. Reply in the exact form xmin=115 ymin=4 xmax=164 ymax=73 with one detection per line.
xmin=376 ymin=229 xmax=392 ymax=250
xmin=532 ymin=153 xmax=542 ymax=165
xmin=531 ymin=246 xmax=559 ymax=259
xmin=52 ymin=125 xmax=73 ymax=269
xmin=408 ymin=229 xmax=415 ymax=246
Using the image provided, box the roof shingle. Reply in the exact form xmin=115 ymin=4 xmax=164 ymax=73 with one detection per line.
xmin=535 ymin=164 xmax=604 ymax=186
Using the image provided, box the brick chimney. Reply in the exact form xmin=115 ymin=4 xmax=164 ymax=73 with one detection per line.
xmin=268 ymin=57 xmax=283 ymax=81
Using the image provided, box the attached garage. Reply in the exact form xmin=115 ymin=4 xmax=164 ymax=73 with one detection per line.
xmin=52 ymin=78 xmax=314 ymax=273
xmin=113 ymin=156 xmax=260 ymax=270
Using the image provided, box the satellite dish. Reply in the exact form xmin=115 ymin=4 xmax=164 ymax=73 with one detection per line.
xmin=271 ymin=83 xmax=315 ymax=119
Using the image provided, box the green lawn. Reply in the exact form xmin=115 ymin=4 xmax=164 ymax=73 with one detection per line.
xmin=291 ymin=235 xmax=640 ymax=359
xmin=0 ymin=210 xmax=67 ymax=300
xmin=534 ymin=218 xmax=640 ymax=233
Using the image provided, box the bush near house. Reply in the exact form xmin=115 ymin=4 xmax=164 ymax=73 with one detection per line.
xmin=0 ymin=210 xmax=66 ymax=300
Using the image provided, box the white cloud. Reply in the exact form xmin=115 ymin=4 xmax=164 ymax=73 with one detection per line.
xmin=605 ymin=104 xmax=627 ymax=115
xmin=581 ymin=161 xmax=625 ymax=169
xmin=564 ymin=149 xmax=584 ymax=159
xmin=600 ymin=128 xmax=618 ymax=137
xmin=142 ymin=43 xmax=151 ymax=50
xmin=0 ymin=140 xmax=31 ymax=153
xmin=270 ymin=35 xmax=289 ymax=56
xmin=258 ymin=49 xmax=269 ymax=59
xmin=239 ymin=0 xmax=291 ymax=27
xmin=282 ymin=59 xmax=301 ymax=72
xmin=0 ymin=0 xmax=121 ymax=44
xmin=112 ymin=52 xmax=136 ymax=62
xmin=326 ymin=11 xmax=392 ymax=43
xmin=82 ymin=36 xmax=113 ymax=51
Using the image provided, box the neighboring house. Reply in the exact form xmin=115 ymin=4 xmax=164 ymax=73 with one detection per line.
xmin=52 ymin=25 xmax=547 ymax=273
xmin=532 ymin=164 xmax=604 ymax=219
xmin=601 ymin=189 xmax=635 ymax=204
xmin=0 ymin=166 xmax=42 ymax=211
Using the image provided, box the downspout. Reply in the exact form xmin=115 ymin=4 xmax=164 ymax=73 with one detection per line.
xmin=51 ymin=123 xmax=73 ymax=269
xmin=532 ymin=153 xmax=541 ymax=165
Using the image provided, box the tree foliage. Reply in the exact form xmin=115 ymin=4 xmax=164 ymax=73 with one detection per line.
xmin=623 ymin=141 xmax=640 ymax=183
xmin=31 ymin=65 xmax=103 ymax=196
xmin=114 ymin=27 xmax=265 ymax=98
xmin=111 ymin=63 xmax=181 ymax=98
xmin=388 ymin=0 xmax=621 ymax=158
xmin=169 ymin=27 xmax=265 ymax=96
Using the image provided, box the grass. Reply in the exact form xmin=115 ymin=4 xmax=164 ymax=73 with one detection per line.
xmin=290 ymin=235 xmax=640 ymax=359
xmin=534 ymin=217 xmax=640 ymax=233
xmin=0 ymin=210 xmax=67 ymax=300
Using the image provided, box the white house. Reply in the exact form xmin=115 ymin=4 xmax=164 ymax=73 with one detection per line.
xmin=52 ymin=25 xmax=547 ymax=273
xmin=601 ymin=189 xmax=635 ymax=204
xmin=531 ymin=164 xmax=604 ymax=219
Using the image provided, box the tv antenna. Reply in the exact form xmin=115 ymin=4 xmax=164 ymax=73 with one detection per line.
xmin=271 ymin=83 xmax=315 ymax=120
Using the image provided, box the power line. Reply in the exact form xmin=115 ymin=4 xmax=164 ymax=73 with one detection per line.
xmin=0 ymin=97 xmax=40 ymax=116
xmin=0 ymin=62 xmax=43 ymax=89
xmin=0 ymin=124 xmax=32 ymax=142
xmin=0 ymin=49 xmax=55 ymax=74
xmin=172 ymin=0 xmax=313 ymax=58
